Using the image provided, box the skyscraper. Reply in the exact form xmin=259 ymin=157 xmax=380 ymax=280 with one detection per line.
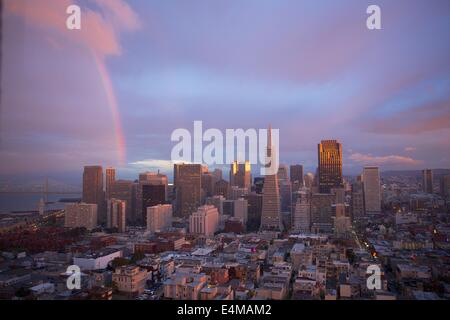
xmin=214 ymin=179 xmax=229 ymax=198
xmin=260 ymin=126 xmax=282 ymax=231
xmin=292 ymin=187 xmax=311 ymax=233
xmin=290 ymin=164 xmax=304 ymax=192
xmin=362 ymin=167 xmax=381 ymax=215
xmin=310 ymin=193 xmax=334 ymax=234
xmin=351 ymin=180 xmax=365 ymax=220
xmin=318 ymin=140 xmax=343 ymax=194
xmin=138 ymin=172 xmax=168 ymax=224
xmin=109 ymin=180 xmax=134 ymax=224
xmin=146 ymin=204 xmax=173 ymax=233
xmin=230 ymin=161 xmax=251 ymax=190
xmin=440 ymin=175 xmax=450 ymax=198
xmin=107 ymin=199 xmax=126 ymax=233
xmin=142 ymin=184 xmax=166 ymax=223
xmin=174 ymin=163 xmax=202 ymax=217
xmin=82 ymin=166 xmax=105 ymax=224
xmin=244 ymin=192 xmax=263 ymax=231
xmin=105 ymin=167 xmax=116 ymax=199
xmin=422 ymin=169 xmax=433 ymax=194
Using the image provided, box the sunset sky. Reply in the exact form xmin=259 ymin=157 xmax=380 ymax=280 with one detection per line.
xmin=1 ymin=0 xmax=450 ymax=181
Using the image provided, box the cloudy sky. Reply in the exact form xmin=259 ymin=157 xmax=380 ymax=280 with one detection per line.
xmin=1 ymin=0 xmax=450 ymax=181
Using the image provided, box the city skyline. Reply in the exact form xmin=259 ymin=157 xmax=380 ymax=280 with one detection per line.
xmin=2 ymin=0 xmax=450 ymax=180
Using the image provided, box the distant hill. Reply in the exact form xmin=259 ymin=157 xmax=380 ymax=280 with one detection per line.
xmin=381 ymin=169 xmax=450 ymax=178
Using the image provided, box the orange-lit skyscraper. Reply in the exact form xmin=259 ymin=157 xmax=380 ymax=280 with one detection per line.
xmin=230 ymin=160 xmax=251 ymax=190
xmin=318 ymin=140 xmax=343 ymax=194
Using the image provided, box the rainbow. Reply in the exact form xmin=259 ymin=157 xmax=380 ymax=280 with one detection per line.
xmin=92 ymin=52 xmax=126 ymax=165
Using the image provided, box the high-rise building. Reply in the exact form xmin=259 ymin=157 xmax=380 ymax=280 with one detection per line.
xmin=206 ymin=195 xmax=225 ymax=215
xmin=233 ymin=198 xmax=248 ymax=227
xmin=351 ymin=181 xmax=365 ymax=220
xmin=138 ymin=172 xmax=168 ymax=224
xmin=65 ymin=203 xmax=98 ymax=230
xmin=82 ymin=166 xmax=105 ymax=224
xmin=174 ymin=164 xmax=202 ymax=217
xmin=109 ymin=180 xmax=134 ymax=224
xmin=230 ymin=161 xmax=251 ymax=190
xmin=422 ymin=169 xmax=433 ymax=194
xmin=362 ymin=167 xmax=381 ymax=215
xmin=214 ymin=179 xmax=229 ymax=198
xmin=279 ymin=181 xmax=292 ymax=213
xmin=260 ymin=126 xmax=282 ymax=231
xmin=440 ymin=175 xmax=450 ymax=198
xmin=201 ymin=172 xmax=214 ymax=198
xmin=142 ymin=184 xmax=166 ymax=223
xmin=244 ymin=192 xmax=263 ymax=231
xmin=318 ymin=140 xmax=343 ymax=193
xmin=107 ymin=199 xmax=126 ymax=233
xmin=105 ymin=167 xmax=116 ymax=199
xmin=304 ymin=173 xmax=314 ymax=189
xmin=277 ymin=165 xmax=289 ymax=183
xmin=146 ymin=204 xmax=173 ymax=233
xmin=310 ymin=193 xmax=334 ymax=234
xmin=189 ymin=205 xmax=219 ymax=237
xmin=290 ymin=165 xmax=304 ymax=186
xmin=333 ymin=203 xmax=351 ymax=237
xmin=229 ymin=186 xmax=249 ymax=200
xmin=292 ymin=188 xmax=311 ymax=233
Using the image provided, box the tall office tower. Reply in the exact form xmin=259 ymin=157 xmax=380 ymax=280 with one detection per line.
xmin=351 ymin=181 xmax=365 ymax=220
xmin=440 ymin=175 xmax=450 ymax=198
xmin=279 ymin=181 xmax=292 ymax=213
xmin=137 ymin=172 xmax=168 ymax=224
xmin=422 ymin=169 xmax=433 ymax=194
xmin=142 ymin=184 xmax=166 ymax=223
xmin=290 ymin=164 xmax=304 ymax=192
xmin=139 ymin=171 xmax=168 ymax=200
xmin=146 ymin=204 xmax=173 ymax=233
xmin=174 ymin=163 xmax=202 ymax=217
xmin=233 ymin=198 xmax=248 ymax=227
xmin=253 ymin=177 xmax=265 ymax=194
xmin=65 ymin=203 xmax=98 ymax=230
xmin=362 ymin=166 xmax=381 ymax=215
xmin=229 ymin=161 xmax=251 ymax=190
xmin=244 ymin=192 xmax=263 ymax=231
xmin=318 ymin=140 xmax=343 ymax=194
xmin=201 ymin=172 xmax=214 ymax=198
xmin=333 ymin=203 xmax=351 ymax=237
xmin=107 ymin=199 xmax=126 ymax=233
xmin=105 ymin=167 xmax=116 ymax=199
xmin=277 ymin=165 xmax=289 ymax=183
xmin=260 ymin=126 xmax=282 ymax=231
xmin=222 ymin=200 xmax=235 ymax=216
xmin=189 ymin=205 xmax=219 ymax=237
xmin=109 ymin=180 xmax=133 ymax=224
xmin=214 ymin=179 xmax=229 ymax=198
xmin=82 ymin=166 xmax=105 ymax=224
xmin=290 ymin=165 xmax=304 ymax=186
xmin=292 ymin=187 xmax=311 ymax=233
xmin=310 ymin=193 xmax=334 ymax=234
xmin=230 ymin=186 xmax=249 ymax=200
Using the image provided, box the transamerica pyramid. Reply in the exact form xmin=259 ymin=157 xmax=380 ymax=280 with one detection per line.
xmin=260 ymin=125 xmax=282 ymax=231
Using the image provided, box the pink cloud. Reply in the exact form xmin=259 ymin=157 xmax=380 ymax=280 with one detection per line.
xmin=349 ymin=153 xmax=423 ymax=166
xmin=5 ymin=0 xmax=141 ymax=57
